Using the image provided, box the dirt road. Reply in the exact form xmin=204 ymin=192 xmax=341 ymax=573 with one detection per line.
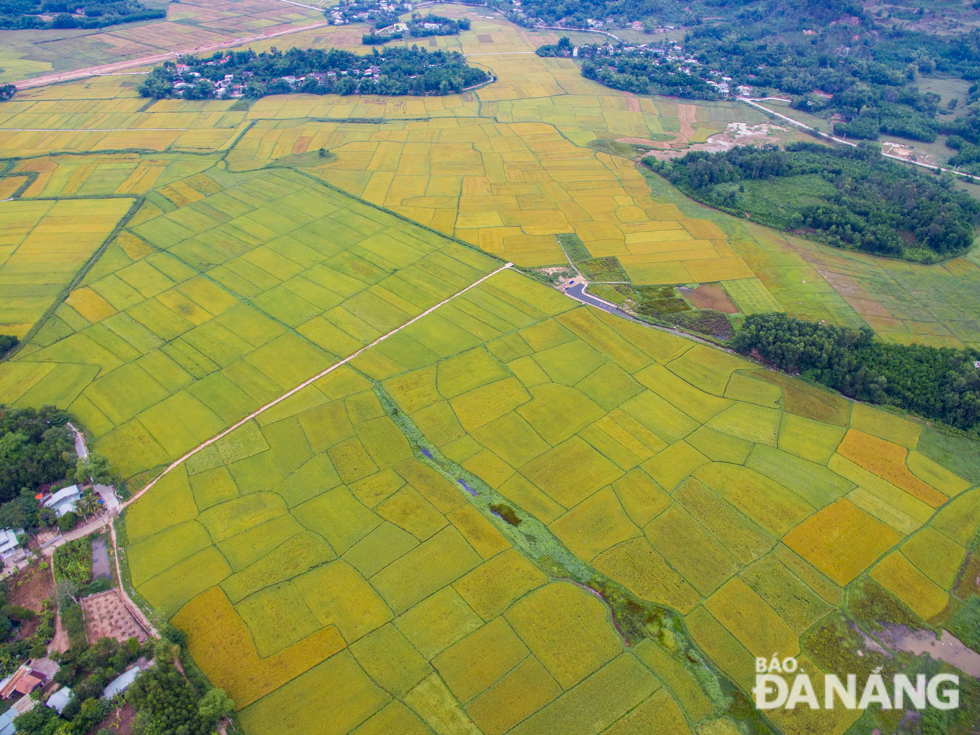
xmin=14 ymin=21 xmax=329 ymax=90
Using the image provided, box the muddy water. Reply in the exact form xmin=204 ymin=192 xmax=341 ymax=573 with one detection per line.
xmin=874 ymin=625 xmax=980 ymax=678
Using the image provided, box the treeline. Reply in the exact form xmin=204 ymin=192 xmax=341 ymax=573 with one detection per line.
xmin=537 ymin=38 xmax=722 ymax=100
xmin=0 ymin=0 xmax=164 ymax=30
xmin=732 ymin=313 xmax=980 ymax=433
xmin=138 ymin=46 xmax=490 ymax=99
xmin=581 ymin=54 xmax=721 ymax=100
xmin=646 ymin=142 xmax=980 ymax=260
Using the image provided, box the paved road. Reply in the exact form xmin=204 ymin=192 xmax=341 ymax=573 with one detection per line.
xmin=563 ymin=280 xmax=737 ymax=352
xmin=565 ymin=282 xmax=634 ymax=319
xmin=67 ymin=423 xmax=88 ymax=459
xmin=738 ymin=97 xmax=974 ymax=178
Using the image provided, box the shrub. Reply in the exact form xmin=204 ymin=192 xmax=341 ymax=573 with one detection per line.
xmin=57 ymin=512 xmax=78 ymax=534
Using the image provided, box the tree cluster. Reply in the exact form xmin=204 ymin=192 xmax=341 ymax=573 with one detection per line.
xmin=137 ymin=46 xmax=491 ymax=100
xmin=0 ymin=406 xmax=76 ymax=506
xmin=0 ymin=335 xmax=16 ymax=355
xmin=0 ymin=0 xmax=164 ymax=30
xmin=527 ymin=1 xmax=980 ymax=148
xmin=581 ymin=53 xmax=721 ymax=100
xmin=537 ymin=39 xmax=723 ymax=100
xmin=732 ymin=313 xmax=980 ymax=433
xmin=647 ymin=142 xmax=980 ymax=260
xmin=362 ymin=15 xmax=470 ymax=45
xmin=125 ymin=648 xmax=233 ymax=735
xmin=406 ymin=13 xmax=470 ymax=36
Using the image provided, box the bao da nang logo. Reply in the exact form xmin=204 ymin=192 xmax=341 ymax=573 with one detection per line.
xmin=754 ymin=656 xmax=960 ymax=710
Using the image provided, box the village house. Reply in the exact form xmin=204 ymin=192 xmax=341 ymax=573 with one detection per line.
xmin=0 ymin=528 xmax=22 ymax=561
xmin=0 ymin=664 xmax=49 ymax=699
xmin=42 ymin=485 xmax=81 ymax=518
xmin=103 ymin=666 xmax=146 ymax=700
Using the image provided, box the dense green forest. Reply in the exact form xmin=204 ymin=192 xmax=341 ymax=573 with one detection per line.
xmin=646 ymin=142 xmax=980 ymax=261
xmin=138 ymin=47 xmax=491 ymax=99
xmin=0 ymin=0 xmax=164 ymax=30
xmin=732 ymin=313 xmax=980 ymax=433
xmin=0 ymin=405 xmax=76 ymax=505
xmin=125 ymin=648 xmax=234 ymax=735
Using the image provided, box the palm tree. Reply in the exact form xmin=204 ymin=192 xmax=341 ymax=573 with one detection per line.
xmin=76 ymin=488 xmax=100 ymax=521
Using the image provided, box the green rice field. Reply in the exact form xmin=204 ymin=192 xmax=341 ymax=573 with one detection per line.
xmin=0 ymin=11 xmax=978 ymax=735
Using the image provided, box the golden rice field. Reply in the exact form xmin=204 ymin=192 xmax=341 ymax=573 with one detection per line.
xmin=107 ymin=258 xmax=974 ymax=735
xmin=0 ymin=10 xmax=978 ymax=735
xmin=2 ymin=16 xmax=979 ymax=344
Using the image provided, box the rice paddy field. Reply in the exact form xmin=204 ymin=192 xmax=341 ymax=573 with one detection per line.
xmin=0 ymin=10 xmax=979 ymax=735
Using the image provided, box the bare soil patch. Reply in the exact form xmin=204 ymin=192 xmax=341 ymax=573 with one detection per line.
xmin=680 ymin=283 xmax=738 ymax=313
xmin=82 ymin=590 xmax=149 ymax=646
xmin=644 ymin=122 xmax=788 ymax=161
xmin=93 ymin=702 xmax=136 ymax=735
xmin=6 ymin=561 xmax=54 ymax=613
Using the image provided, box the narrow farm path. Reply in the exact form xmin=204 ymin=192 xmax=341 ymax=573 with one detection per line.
xmin=104 ymin=261 xmax=514 ymax=626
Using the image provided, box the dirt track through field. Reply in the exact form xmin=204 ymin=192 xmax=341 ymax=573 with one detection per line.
xmin=101 ymin=261 xmax=513 ymax=635
xmin=120 ymin=262 xmax=514 ymax=511
xmin=13 ymin=22 xmax=330 ymax=89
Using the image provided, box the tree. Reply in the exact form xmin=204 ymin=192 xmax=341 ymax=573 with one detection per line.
xmin=74 ymin=453 xmax=116 ymax=486
xmin=76 ymin=489 xmax=99 ymax=520
xmin=56 ymin=511 xmax=77 ymax=534
xmin=0 ymin=87 xmax=14 ymax=102
xmin=197 ymin=688 xmax=235 ymax=724
xmin=56 ymin=578 xmax=79 ymax=605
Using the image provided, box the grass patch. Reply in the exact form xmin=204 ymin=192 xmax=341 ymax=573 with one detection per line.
xmin=557 ymin=233 xmax=591 ymax=263
xmin=577 ymin=257 xmax=629 ymax=282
